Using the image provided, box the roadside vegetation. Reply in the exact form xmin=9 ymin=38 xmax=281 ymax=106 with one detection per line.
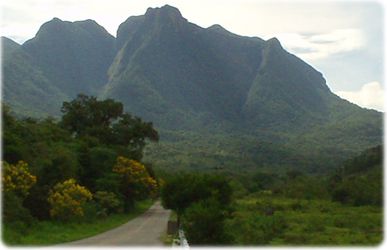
xmin=161 ymin=145 xmax=383 ymax=246
xmin=2 ymin=199 xmax=153 ymax=246
xmin=2 ymin=95 xmax=159 ymax=246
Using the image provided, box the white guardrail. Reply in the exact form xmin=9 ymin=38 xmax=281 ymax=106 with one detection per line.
xmin=172 ymin=229 xmax=189 ymax=248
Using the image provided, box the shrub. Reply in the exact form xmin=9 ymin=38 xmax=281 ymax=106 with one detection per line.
xmin=228 ymin=210 xmax=287 ymax=245
xmin=182 ymin=198 xmax=232 ymax=245
xmin=2 ymin=161 xmax=38 ymax=230
xmin=113 ymin=156 xmax=158 ymax=209
xmin=47 ymin=179 xmax=93 ymax=221
xmin=2 ymin=191 xmax=37 ymax=228
xmin=94 ymin=191 xmax=123 ymax=214
xmin=2 ymin=161 xmax=37 ymax=196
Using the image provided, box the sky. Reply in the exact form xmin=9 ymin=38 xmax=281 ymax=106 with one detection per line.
xmin=0 ymin=0 xmax=385 ymax=111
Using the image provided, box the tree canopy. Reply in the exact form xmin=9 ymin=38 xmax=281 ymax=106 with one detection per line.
xmin=2 ymin=95 xmax=160 ymax=223
xmin=60 ymin=94 xmax=159 ymax=160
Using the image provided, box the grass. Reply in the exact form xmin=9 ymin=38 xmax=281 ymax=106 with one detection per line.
xmin=159 ymin=210 xmax=178 ymax=246
xmin=226 ymin=193 xmax=383 ymax=246
xmin=2 ymin=199 xmax=154 ymax=246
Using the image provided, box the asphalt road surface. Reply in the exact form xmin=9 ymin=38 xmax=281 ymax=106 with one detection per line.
xmin=58 ymin=201 xmax=171 ymax=247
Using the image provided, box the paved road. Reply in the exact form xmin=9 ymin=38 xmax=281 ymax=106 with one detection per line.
xmin=59 ymin=201 xmax=171 ymax=247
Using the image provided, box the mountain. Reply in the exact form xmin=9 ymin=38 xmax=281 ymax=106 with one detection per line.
xmin=2 ymin=18 xmax=116 ymax=118
xmin=22 ymin=18 xmax=116 ymax=97
xmin=101 ymin=6 xmax=356 ymax=133
xmin=2 ymin=37 xmax=69 ymax=118
xmin=2 ymin=5 xmax=383 ymax=173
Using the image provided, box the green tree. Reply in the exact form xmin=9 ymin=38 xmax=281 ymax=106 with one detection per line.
xmin=161 ymin=173 xmax=232 ymax=224
xmin=112 ymin=156 xmax=158 ymax=209
xmin=60 ymin=94 xmax=123 ymax=136
xmin=80 ymin=147 xmax=118 ymax=191
xmin=182 ymin=197 xmax=232 ymax=245
xmin=2 ymin=104 xmax=25 ymax=164
xmin=59 ymin=94 xmax=159 ymax=160
xmin=111 ymin=114 xmax=159 ymax=160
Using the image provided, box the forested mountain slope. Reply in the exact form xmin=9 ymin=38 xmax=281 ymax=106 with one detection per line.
xmin=2 ymin=5 xmax=382 ymax=173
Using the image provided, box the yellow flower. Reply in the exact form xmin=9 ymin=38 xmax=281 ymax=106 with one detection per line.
xmin=2 ymin=161 xmax=36 ymax=195
xmin=47 ymin=179 xmax=92 ymax=220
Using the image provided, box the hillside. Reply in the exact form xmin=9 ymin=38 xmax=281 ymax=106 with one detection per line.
xmin=2 ymin=18 xmax=116 ymax=118
xmin=1 ymin=36 xmax=21 ymax=55
xmin=2 ymin=5 xmax=383 ymax=173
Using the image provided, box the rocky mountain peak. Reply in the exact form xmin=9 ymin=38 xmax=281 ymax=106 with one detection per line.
xmin=143 ymin=5 xmax=188 ymax=31
xmin=145 ymin=5 xmax=185 ymax=21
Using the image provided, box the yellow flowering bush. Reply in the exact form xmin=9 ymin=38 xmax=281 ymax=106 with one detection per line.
xmin=113 ymin=156 xmax=158 ymax=199
xmin=2 ymin=161 xmax=37 ymax=196
xmin=47 ymin=179 xmax=93 ymax=220
xmin=142 ymin=176 xmax=158 ymax=197
xmin=113 ymin=157 xmax=146 ymax=181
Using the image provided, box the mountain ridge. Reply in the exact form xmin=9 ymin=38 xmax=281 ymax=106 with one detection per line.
xmin=2 ymin=5 xmax=382 ymax=173
xmin=22 ymin=17 xmax=116 ymax=97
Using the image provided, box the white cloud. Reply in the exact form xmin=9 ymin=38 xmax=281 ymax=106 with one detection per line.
xmin=335 ymin=82 xmax=385 ymax=112
xmin=265 ymin=29 xmax=366 ymax=62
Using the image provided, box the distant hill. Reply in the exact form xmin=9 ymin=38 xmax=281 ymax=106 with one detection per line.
xmin=2 ymin=5 xmax=383 ymax=173
xmin=1 ymin=36 xmax=21 ymax=55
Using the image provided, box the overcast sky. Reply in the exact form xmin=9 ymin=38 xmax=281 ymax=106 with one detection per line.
xmin=1 ymin=0 xmax=385 ymax=111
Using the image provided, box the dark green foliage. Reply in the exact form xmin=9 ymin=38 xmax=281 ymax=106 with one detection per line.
xmin=2 ymin=191 xmax=38 ymax=245
xmin=331 ymin=170 xmax=382 ymax=206
xmin=329 ymin=146 xmax=382 ymax=206
xmin=2 ymin=192 xmax=36 ymax=229
xmin=285 ymin=176 xmax=329 ymax=200
xmin=94 ymin=191 xmax=124 ymax=214
xmin=161 ymin=174 xmax=200 ymax=217
xmin=228 ymin=208 xmax=287 ymax=245
xmin=161 ymin=173 xmax=233 ymax=245
xmin=182 ymin=197 xmax=232 ymax=245
xmin=341 ymin=145 xmax=382 ymax=175
xmin=286 ymin=169 xmax=304 ymax=180
xmin=60 ymin=94 xmax=123 ymax=136
xmin=60 ymin=94 xmax=159 ymax=161
xmin=81 ymin=147 xmax=118 ymax=191
xmin=244 ymin=171 xmax=280 ymax=193
xmin=161 ymin=173 xmax=232 ymax=219
xmin=95 ymin=173 xmax=122 ymax=197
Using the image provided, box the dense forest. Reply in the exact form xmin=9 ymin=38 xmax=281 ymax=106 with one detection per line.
xmin=1 ymin=95 xmax=383 ymax=246
xmin=2 ymin=95 xmax=160 ymax=244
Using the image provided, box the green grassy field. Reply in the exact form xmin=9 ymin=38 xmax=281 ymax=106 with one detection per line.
xmin=2 ymin=199 xmax=153 ymax=246
xmin=226 ymin=193 xmax=383 ymax=246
